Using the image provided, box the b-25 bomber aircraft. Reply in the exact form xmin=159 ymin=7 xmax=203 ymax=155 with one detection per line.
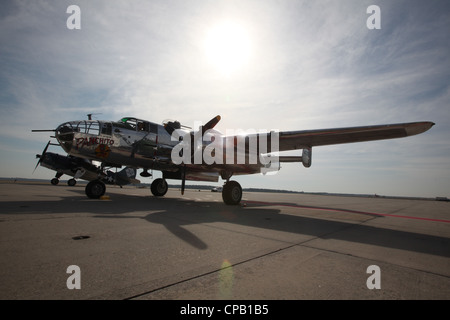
xmin=34 ymin=116 xmax=434 ymax=205
xmin=34 ymin=140 xmax=140 ymax=190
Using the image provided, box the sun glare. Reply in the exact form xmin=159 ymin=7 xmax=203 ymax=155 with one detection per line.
xmin=204 ymin=21 xmax=251 ymax=77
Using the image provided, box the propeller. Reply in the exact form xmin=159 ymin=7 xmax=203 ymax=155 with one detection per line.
xmin=200 ymin=115 xmax=221 ymax=135
xmin=34 ymin=140 xmax=51 ymax=173
xmin=180 ymin=115 xmax=221 ymax=195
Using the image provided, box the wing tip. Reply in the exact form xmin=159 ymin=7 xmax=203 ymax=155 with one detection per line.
xmin=405 ymin=121 xmax=435 ymax=136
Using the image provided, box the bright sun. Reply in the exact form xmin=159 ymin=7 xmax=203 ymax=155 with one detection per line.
xmin=204 ymin=21 xmax=251 ymax=77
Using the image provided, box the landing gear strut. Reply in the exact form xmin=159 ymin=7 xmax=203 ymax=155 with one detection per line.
xmin=51 ymin=172 xmax=64 ymax=185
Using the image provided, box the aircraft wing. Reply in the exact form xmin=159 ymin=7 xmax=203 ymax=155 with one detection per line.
xmin=270 ymin=121 xmax=434 ymax=152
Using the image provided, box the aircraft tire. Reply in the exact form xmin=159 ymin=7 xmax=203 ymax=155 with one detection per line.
xmin=85 ymin=180 xmax=106 ymax=199
xmin=51 ymin=178 xmax=59 ymax=185
xmin=68 ymin=179 xmax=77 ymax=186
xmin=151 ymin=178 xmax=168 ymax=197
xmin=222 ymin=180 xmax=242 ymax=205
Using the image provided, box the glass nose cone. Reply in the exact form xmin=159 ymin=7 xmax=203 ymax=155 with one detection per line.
xmin=55 ymin=122 xmax=75 ymax=152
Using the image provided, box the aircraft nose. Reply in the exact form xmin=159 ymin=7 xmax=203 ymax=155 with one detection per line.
xmin=55 ymin=122 xmax=75 ymax=152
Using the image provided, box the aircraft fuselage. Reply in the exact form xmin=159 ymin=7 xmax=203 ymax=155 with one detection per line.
xmin=56 ymin=117 xmax=180 ymax=171
xmin=55 ymin=117 xmax=272 ymax=183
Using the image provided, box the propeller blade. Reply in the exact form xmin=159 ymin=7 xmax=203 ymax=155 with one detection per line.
xmin=42 ymin=140 xmax=50 ymax=155
xmin=201 ymin=115 xmax=221 ymax=135
xmin=33 ymin=160 xmax=41 ymax=174
xmin=186 ymin=115 xmax=222 ymax=162
xmin=33 ymin=141 xmax=50 ymax=174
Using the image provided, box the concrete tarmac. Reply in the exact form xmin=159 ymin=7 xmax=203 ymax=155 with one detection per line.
xmin=0 ymin=181 xmax=449 ymax=300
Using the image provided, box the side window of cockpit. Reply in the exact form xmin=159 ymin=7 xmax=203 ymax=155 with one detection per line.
xmin=87 ymin=122 xmax=100 ymax=135
xmin=101 ymin=123 xmax=112 ymax=135
xmin=150 ymin=124 xmax=158 ymax=134
xmin=138 ymin=122 xmax=150 ymax=132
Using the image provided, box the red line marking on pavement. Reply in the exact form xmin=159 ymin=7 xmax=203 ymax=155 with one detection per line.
xmin=244 ymin=200 xmax=450 ymax=223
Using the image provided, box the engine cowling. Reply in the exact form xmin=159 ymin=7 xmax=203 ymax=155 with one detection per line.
xmin=261 ymin=156 xmax=281 ymax=175
xmin=302 ymin=147 xmax=312 ymax=168
xmin=275 ymin=147 xmax=312 ymax=168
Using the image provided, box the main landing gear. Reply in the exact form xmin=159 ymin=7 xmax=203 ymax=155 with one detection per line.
xmin=222 ymin=180 xmax=242 ymax=205
xmin=84 ymin=178 xmax=169 ymax=199
xmin=150 ymin=178 xmax=168 ymax=197
xmin=85 ymin=180 xmax=106 ymax=199
xmin=149 ymin=178 xmax=242 ymax=205
xmin=83 ymin=177 xmax=242 ymax=206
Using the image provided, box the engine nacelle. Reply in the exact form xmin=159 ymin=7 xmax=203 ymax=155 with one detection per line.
xmin=261 ymin=158 xmax=281 ymax=175
xmin=302 ymin=147 xmax=312 ymax=168
xmin=275 ymin=147 xmax=312 ymax=168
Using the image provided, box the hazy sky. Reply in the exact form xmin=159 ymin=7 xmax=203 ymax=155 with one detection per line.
xmin=0 ymin=0 xmax=449 ymax=197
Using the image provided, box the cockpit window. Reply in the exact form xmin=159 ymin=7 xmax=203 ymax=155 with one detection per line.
xmin=101 ymin=123 xmax=112 ymax=135
xmin=137 ymin=121 xmax=149 ymax=131
xmin=120 ymin=117 xmax=137 ymax=130
xmin=87 ymin=121 xmax=100 ymax=135
xmin=117 ymin=117 xmax=151 ymax=132
xmin=76 ymin=121 xmax=100 ymax=135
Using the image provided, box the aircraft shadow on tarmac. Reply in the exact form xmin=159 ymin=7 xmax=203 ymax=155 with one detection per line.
xmin=3 ymin=189 xmax=449 ymax=257
xmin=139 ymin=201 xmax=450 ymax=258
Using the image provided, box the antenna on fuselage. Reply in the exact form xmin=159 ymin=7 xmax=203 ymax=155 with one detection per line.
xmin=87 ymin=113 xmax=102 ymax=120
